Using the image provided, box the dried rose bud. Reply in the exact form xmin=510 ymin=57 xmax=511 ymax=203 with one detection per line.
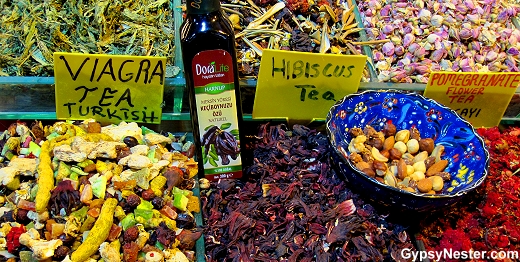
xmin=16 ymin=209 xmax=30 ymax=223
xmin=141 ymin=189 xmax=155 ymax=201
xmin=382 ymin=42 xmax=395 ymax=56
xmin=126 ymin=194 xmax=141 ymax=208
xmin=486 ymin=51 xmax=498 ymax=62
xmin=395 ymin=46 xmax=405 ymax=56
xmin=382 ymin=25 xmax=394 ymax=35
xmin=124 ymin=226 xmax=139 ymax=242
xmin=403 ymin=34 xmax=415 ymax=48
xmin=507 ymin=47 xmax=519 ymax=56
xmin=430 ymin=15 xmax=444 ymax=27
xmin=459 ymin=28 xmax=472 ymax=40
xmin=53 ymin=246 xmax=70 ymax=260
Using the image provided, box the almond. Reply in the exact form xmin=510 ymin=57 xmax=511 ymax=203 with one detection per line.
xmin=417 ymin=178 xmax=433 ymax=193
xmin=425 ymin=159 xmax=448 ymax=176
xmin=397 ymin=158 xmax=407 ymax=180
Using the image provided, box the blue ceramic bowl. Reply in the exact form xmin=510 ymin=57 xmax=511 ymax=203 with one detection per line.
xmin=326 ymin=90 xmax=489 ymax=212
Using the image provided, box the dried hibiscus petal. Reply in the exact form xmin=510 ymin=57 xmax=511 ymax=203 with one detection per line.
xmin=202 ymin=124 xmax=415 ymax=260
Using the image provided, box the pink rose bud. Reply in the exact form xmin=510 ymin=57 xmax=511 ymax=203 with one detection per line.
xmin=507 ymin=47 xmax=520 ymax=56
xmin=382 ymin=42 xmax=395 ymax=56
xmin=395 ymin=46 xmax=406 ymax=56
xmin=485 ymin=51 xmax=498 ymax=62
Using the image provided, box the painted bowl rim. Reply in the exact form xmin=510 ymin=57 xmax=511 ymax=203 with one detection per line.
xmin=326 ymin=89 xmax=490 ymax=200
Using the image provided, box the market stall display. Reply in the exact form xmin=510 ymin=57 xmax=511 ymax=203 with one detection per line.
xmin=0 ymin=121 xmax=202 ymax=261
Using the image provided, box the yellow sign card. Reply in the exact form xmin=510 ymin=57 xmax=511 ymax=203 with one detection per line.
xmin=252 ymin=50 xmax=367 ymax=121
xmin=54 ymin=52 xmax=166 ymax=124
xmin=424 ymin=72 xmax=520 ymax=127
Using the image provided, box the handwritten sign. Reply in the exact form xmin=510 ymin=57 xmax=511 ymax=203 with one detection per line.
xmin=54 ymin=52 xmax=166 ymax=124
xmin=424 ymin=72 xmax=520 ymax=127
xmin=252 ymin=49 xmax=367 ymax=121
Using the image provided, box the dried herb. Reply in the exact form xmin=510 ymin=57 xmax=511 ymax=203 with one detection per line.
xmin=201 ymin=123 xmax=415 ymax=261
xmin=0 ymin=0 xmax=178 ymax=77
xmin=418 ymin=127 xmax=520 ymax=261
xmin=221 ymin=0 xmax=383 ymax=81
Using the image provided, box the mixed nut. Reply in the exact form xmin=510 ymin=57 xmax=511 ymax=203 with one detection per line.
xmin=0 ymin=120 xmax=201 ymax=261
xmin=347 ymin=123 xmax=451 ymax=194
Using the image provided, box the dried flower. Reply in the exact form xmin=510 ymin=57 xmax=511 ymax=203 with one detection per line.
xmin=382 ymin=42 xmax=395 ymax=56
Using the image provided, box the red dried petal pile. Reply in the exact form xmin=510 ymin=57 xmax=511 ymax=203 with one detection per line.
xmin=202 ymin=124 xmax=415 ymax=261
xmin=418 ymin=127 xmax=520 ymax=261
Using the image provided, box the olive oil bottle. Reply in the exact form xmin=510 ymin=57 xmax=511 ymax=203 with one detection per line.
xmin=180 ymin=0 xmax=244 ymax=181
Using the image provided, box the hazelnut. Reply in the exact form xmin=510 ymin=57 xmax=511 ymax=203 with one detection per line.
xmin=388 ymin=148 xmax=402 ymax=160
xmin=375 ymin=177 xmax=385 ymax=183
xmin=373 ymin=160 xmax=388 ymax=171
xmin=410 ymin=171 xmax=425 ymax=181
xmin=368 ymin=138 xmax=384 ymax=150
xmin=419 ymin=138 xmax=435 ymax=154
xmin=417 ymin=178 xmax=433 ymax=193
xmin=406 ymin=139 xmax=419 ymax=154
xmin=430 ymin=176 xmax=444 ymax=191
xmin=383 ymin=122 xmax=397 ymax=137
xmin=412 ymin=161 xmax=426 ymax=174
xmin=393 ymin=141 xmax=407 ymax=154
xmin=380 ymin=149 xmax=390 ymax=159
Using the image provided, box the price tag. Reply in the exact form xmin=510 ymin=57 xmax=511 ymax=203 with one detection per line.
xmin=54 ymin=52 xmax=166 ymax=124
xmin=424 ymin=72 xmax=520 ymax=127
xmin=252 ymin=50 xmax=367 ymax=121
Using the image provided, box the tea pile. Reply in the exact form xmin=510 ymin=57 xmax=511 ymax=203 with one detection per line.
xmin=201 ymin=123 xmax=415 ymax=261
xmin=0 ymin=120 xmax=201 ymax=261
xmin=418 ymin=126 xmax=520 ymax=261
xmin=0 ymin=0 xmax=178 ymax=77
xmin=221 ymin=0 xmax=380 ymax=81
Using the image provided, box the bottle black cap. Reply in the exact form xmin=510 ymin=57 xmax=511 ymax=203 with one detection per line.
xmin=186 ymin=0 xmax=220 ymax=14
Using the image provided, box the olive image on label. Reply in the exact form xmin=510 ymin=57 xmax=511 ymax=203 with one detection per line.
xmin=201 ymin=124 xmax=240 ymax=166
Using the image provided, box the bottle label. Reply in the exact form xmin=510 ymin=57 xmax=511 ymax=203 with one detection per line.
xmin=192 ymin=49 xmax=242 ymax=181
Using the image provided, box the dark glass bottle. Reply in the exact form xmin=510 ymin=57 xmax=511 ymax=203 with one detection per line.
xmin=180 ymin=0 xmax=244 ymax=181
